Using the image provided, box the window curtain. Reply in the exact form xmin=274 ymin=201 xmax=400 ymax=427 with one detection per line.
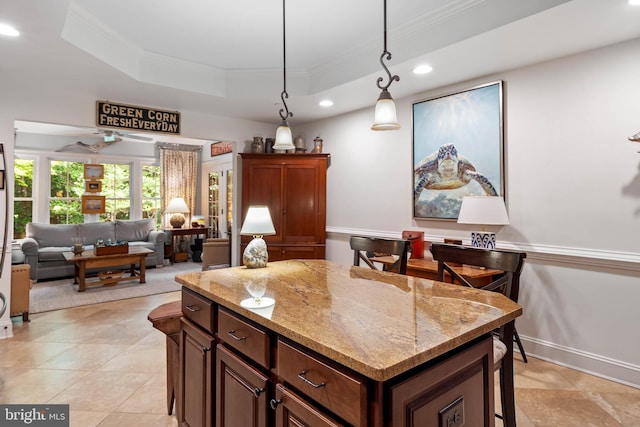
xmin=159 ymin=143 xmax=201 ymax=229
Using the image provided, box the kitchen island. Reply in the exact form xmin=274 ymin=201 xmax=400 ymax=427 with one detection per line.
xmin=175 ymin=259 xmax=521 ymax=427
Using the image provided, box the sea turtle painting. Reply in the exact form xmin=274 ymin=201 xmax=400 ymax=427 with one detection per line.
xmin=414 ymin=143 xmax=498 ymax=218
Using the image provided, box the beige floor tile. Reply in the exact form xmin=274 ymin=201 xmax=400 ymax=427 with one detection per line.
xmin=37 ymin=343 xmax=130 ymax=371
xmin=0 ymin=382 xmax=66 ymax=404
xmin=513 ymin=357 xmax=576 ymax=390
xmin=117 ymin=372 xmax=169 ymax=414
xmin=592 ymin=392 xmax=640 ymax=426
xmin=0 ymin=342 xmax=78 ymax=368
xmin=96 ymin=412 xmax=178 ymax=427
xmin=4 ymin=368 xmax=90 ymax=388
xmin=69 ymin=410 xmax=109 ymax=427
xmin=135 ymin=329 xmax=167 ymax=346
xmin=48 ymin=370 xmax=153 ymax=412
xmin=515 ymin=388 xmax=623 ymax=426
xmin=97 ymin=345 xmax=166 ymax=373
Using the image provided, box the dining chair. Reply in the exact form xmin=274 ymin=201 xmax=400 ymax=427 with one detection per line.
xmin=349 ymin=236 xmax=411 ymax=274
xmin=429 ymin=242 xmax=527 ymax=427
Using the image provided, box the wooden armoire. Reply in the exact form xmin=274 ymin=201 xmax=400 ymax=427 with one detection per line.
xmin=239 ymin=153 xmax=329 ymax=262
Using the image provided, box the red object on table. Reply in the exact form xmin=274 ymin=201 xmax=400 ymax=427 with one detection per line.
xmin=402 ymin=231 xmax=424 ymax=259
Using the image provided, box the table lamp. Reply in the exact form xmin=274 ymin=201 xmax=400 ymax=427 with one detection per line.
xmin=166 ymin=197 xmax=190 ymax=228
xmin=457 ymin=196 xmax=509 ymax=249
xmin=240 ymin=206 xmax=276 ymax=268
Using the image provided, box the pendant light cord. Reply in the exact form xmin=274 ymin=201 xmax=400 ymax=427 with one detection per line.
xmin=376 ymin=0 xmax=399 ymax=91
xmin=279 ymin=0 xmax=292 ymax=121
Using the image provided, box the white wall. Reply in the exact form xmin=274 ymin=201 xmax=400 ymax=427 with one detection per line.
xmin=298 ymin=37 xmax=640 ymax=387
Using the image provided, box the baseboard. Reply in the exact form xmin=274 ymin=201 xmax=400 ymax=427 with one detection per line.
xmin=518 ymin=334 xmax=640 ymax=389
xmin=0 ymin=318 xmax=14 ymax=339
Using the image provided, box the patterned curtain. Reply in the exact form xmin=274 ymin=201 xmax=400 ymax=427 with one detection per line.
xmin=159 ymin=144 xmax=201 ymax=229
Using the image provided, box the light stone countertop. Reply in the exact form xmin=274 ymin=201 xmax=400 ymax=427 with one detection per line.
xmin=175 ymin=259 xmax=522 ymax=381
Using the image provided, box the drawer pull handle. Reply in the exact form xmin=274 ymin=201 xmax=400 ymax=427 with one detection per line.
xmin=297 ymin=371 xmax=326 ymax=388
xmin=227 ymin=330 xmax=246 ymax=341
xmin=269 ymin=398 xmax=282 ymax=410
xmin=185 ymin=305 xmax=200 ymax=312
xmin=254 ymin=387 xmax=264 ymax=397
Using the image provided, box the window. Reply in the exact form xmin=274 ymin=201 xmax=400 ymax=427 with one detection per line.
xmin=100 ymin=163 xmax=131 ymax=222
xmin=50 ymin=160 xmax=84 ymax=224
xmin=142 ymin=164 xmax=161 ymax=229
xmin=14 ymin=158 xmax=34 ymax=238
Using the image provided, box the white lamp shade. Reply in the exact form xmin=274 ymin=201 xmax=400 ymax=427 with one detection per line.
xmin=371 ymin=93 xmax=400 ymax=131
xmin=457 ymin=196 xmax=509 ymax=225
xmin=273 ymin=122 xmax=295 ymax=150
xmin=165 ymin=197 xmax=190 ymax=213
xmin=240 ymin=206 xmax=276 ymax=236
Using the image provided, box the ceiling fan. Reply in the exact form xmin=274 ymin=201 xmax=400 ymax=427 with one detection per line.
xmin=56 ymin=129 xmax=153 ymax=153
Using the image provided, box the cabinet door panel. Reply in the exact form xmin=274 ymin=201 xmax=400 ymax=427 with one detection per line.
xmin=273 ymin=384 xmax=344 ymax=427
xmin=180 ymin=319 xmax=214 ymax=427
xmin=283 ymin=165 xmax=324 ymax=243
xmin=216 ymin=344 xmax=269 ymax=427
xmin=243 ymin=163 xmax=283 ymax=244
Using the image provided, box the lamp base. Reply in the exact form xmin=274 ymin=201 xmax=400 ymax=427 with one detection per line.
xmin=471 ymin=232 xmax=496 ymax=249
xmin=243 ymin=237 xmax=269 ymax=268
xmin=170 ymin=214 xmax=185 ymax=228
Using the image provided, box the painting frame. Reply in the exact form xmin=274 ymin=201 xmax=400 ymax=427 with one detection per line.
xmin=85 ymin=181 xmax=102 ymax=193
xmin=83 ymin=164 xmax=104 ymax=180
xmin=412 ymin=80 xmax=504 ymax=221
xmin=81 ymin=195 xmax=106 ymax=214
xmin=211 ymin=141 xmax=233 ymax=157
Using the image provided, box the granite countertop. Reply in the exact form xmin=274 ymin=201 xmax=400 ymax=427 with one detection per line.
xmin=175 ymin=259 xmax=522 ymax=381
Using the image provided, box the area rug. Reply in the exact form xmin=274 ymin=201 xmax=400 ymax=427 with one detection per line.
xmin=30 ymin=262 xmax=202 ymax=314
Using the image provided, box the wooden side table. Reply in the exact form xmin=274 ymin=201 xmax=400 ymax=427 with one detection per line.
xmin=370 ymin=256 xmax=501 ymax=287
xmin=164 ymin=227 xmax=210 ymax=263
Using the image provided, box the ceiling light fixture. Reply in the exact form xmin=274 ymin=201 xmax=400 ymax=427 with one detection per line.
xmin=371 ymin=0 xmax=400 ymax=131
xmin=272 ymin=0 xmax=296 ymax=151
xmin=413 ymin=64 xmax=433 ymax=75
xmin=319 ymin=100 xmax=334 ymax=107
xmin=629 ymin=0 xmax=640 ymax=5
xmin=0 ymin=23 xmax=19 ymax=37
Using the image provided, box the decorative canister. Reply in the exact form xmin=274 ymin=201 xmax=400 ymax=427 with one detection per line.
xmin=265 ymin=138 xmax=275 ymax=153
xmin=251 ymin=137 xmax=265 ymax=153
xmin=312 ymin=136 xmax=323 ymax=153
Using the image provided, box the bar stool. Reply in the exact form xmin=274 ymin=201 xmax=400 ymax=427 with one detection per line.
xmin=147 ymin=300 xmax=183 ymax=415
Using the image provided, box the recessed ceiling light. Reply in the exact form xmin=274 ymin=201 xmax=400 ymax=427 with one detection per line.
xmin=413 ymin=65 xmax=433 ymax=75
xmin=630 ymin=0 xmax=640 ymax=5
xmin=0 ymin=23 xmax=19 ymax=37
xmin=319 ymin=100 xmax=334 ymax=107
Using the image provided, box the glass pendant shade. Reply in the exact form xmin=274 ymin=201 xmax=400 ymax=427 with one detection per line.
xmin=273 ymin=120 xmax=295 ymax=150
xmin=371 ymin=91 xmax=400 ymax=131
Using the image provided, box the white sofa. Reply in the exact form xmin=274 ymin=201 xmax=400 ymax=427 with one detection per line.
xmin=21 ymin=220 xmax=167 ymax=281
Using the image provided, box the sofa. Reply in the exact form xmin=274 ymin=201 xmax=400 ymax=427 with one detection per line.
xmin=21 ymin=220 xmax=167 ymax=281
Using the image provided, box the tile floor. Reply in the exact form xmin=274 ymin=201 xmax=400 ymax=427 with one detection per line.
xmin=2 ymin=291 xmax=639 ymax=426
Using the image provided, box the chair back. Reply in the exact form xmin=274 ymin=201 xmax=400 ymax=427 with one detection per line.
xmin=350 ymin=236 xmax=411 ymax=274
xmin=430 ymin=243 xmax=526 ymax=303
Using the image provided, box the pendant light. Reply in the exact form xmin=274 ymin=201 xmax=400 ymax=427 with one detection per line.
xmin=273 ymin=0 xmax=296 ymax=150
xmin=371 ymin=0 xmax=400 ymax=131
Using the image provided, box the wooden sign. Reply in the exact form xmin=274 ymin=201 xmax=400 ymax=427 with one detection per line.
xmin=96 ymin=100 xmax=181 ymax=135
xmin=211 ymin=141 xmax=233 ymax=157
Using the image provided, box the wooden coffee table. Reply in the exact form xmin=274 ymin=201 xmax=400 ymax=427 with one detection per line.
xmin=63 ymin=246 xmax=154 ymax=292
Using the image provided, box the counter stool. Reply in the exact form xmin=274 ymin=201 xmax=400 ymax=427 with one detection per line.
xmin=147 ymin=300 xmax=183 ymax=415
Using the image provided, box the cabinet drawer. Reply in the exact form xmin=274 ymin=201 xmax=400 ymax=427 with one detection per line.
xmin=277 ymin=340 xmax=366 ymax=427
xmin=182 ymin=288 xmax=215 ymax=334
xmin=218 ymin=308 xmax=270 ymax=369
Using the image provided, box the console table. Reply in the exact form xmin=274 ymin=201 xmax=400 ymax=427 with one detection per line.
xmin=175 ymin=259 xmax=521 ymax=426
xmin=164 ymin=227 xmax=210 ymax=263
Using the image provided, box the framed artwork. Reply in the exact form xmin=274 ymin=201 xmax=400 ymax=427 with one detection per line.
xmin=412 ymin=81 xmax=504 ymax=220
xmin=84 ymin=164 xmax=104 ymax=180
xmin=85 ymin=181 xmax=102 ymax=193
xmin=211 ymin=141 xmax=233 ymax=157
xmin=81 ymin=195 xmax=106 ymax=214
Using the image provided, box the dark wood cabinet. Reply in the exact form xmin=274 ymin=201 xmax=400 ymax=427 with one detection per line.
xmin=272 ymin=384 xmax=344 ymax=427
xmin=240 ymin=153 xmax=329 ymax=260
xmin=180 ymin=318 xmax=215 ymax=427
xmin=216 ymin=344 xmax=269 ymax=427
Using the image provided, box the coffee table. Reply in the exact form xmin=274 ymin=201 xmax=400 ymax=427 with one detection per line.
xmin=63 ymin=246 xmax=154 ymax=292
